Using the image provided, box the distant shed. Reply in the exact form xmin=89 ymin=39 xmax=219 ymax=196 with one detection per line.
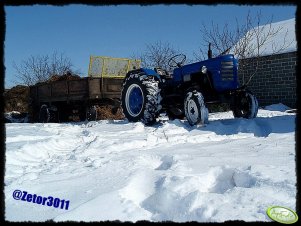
xmin=233 ymin=18 xmax=297 ymax=108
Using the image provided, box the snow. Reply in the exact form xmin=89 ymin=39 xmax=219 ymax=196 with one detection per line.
xmin=264 ymin=103 xmax=291 ymax=112
xmin=5 ymin=111 xmax=29 ymax=123
xmin=231 ymin=18 xmax=296 ymax=57
xmin=5 ymin=104 xmax=296 ymax=222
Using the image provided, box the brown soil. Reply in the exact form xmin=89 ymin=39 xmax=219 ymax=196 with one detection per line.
xmin=96 ymin=105 xmax=125 ymax=120
xmin=36 ymin=72 xmax=81 ymax=85
xmin=4 ymin=73 xmax=80 ymax=113
xmin=48 ymin=73 xmax=81 ymax=82
xmin=4 ymin=85 xmax=30 ymax=113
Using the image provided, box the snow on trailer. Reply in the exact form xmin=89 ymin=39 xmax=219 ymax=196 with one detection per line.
xmin=5 ymin=104 xmax=296 ymax=222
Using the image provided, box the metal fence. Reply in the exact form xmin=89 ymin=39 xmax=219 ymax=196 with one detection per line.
xmin=88 ymin=56 xmax=141 ymax=78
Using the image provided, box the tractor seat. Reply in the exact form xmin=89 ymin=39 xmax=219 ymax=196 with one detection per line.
xmin=154 ymin=67 xmax=173 ymax=79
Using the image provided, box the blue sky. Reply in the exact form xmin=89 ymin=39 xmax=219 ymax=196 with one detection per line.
xmin=4 ymin=4 xmax=296 ymax=88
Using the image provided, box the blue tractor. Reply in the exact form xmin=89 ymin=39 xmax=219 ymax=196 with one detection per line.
xmin=121 ymin=45 xmax=258 ymax=126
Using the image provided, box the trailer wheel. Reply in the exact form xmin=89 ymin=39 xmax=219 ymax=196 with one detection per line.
xmin=79 ymin=107 xmax=87 ymax=121
xmin=58 ymin=107 xmax=69 ymax=122
xmin=48 ymin=105 xmax=58 ymax=122
xmin=86 ymin=105 xmax=97 ymax=121
xmin=39 ymin=104 xmax=50 ymax=123
xmin=184 ymin=90 xmax=209 ymax=126
xmin=232 ymin=91 xmax=258 ymax=119
xmin=121 ymin=73 xmax=162 ymax=125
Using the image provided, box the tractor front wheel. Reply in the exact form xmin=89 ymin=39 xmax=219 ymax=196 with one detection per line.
xmin=184 ymin=90 xmax=209 ymax=126
xmin=232 ymin=91 xmax=258 ymax=119
xmin=121 ymin=73 xmax=162 ymax=125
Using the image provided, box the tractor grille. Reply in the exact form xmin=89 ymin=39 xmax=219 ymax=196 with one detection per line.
xmin=221 ymin=61 xmax=234 ymax=81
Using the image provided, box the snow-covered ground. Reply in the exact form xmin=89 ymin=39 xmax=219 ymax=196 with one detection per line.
xmin=5 ymin=104 xmax=296 ymax=222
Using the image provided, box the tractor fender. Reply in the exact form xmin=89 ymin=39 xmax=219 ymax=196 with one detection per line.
xmin=125 ymin=68 xmax=162 ymax=81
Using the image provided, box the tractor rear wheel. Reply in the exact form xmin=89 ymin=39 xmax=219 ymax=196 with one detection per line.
xmin=184 ymin=90 xmax=209 ymax=126
xmin=121 ymin=73 xmax=162 ymax=125
xmin=232 ymin=91 xmax=258 ymax=119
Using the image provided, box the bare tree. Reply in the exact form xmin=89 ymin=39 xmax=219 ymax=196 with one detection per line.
xmin=13 ymin=55 xmax=49 ymax=86
xmin=13 ymin=52 xmax=78 ymax=86
xmin=196 ymin=11 xmax=293 ymax=85
xmin=48 ymin=52 xmax=74 ymax=76
xmin=133 ymin=41 xmax=181 ymax=71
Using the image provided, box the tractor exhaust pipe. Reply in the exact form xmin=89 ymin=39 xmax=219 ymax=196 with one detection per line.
xmin=208 ymin=43 xmax=212 ymax=59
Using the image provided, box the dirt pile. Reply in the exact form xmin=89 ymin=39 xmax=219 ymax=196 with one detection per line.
xmin=4 ymin=73 xmax=80 ymax=113
xmin=96 ymin=105 xmax=125 ymax=120
xmin=35 ymin=72 xmax=81 ymax=85
xmin=4 ymin=85 xmax=30 ymax=113
xmin=48 ymin=72 xmax=81 ymax=82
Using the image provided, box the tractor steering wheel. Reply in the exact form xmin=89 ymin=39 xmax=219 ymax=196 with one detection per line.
xmin=168 ymin=54 xmax=186 ymax=68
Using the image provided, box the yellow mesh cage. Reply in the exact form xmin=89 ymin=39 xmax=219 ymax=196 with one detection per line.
xmin=88 ymin=56 xmax=141 ymax=78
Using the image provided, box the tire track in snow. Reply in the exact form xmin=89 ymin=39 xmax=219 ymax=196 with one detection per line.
xmin=5 ymin=125 xmax=102 ymax=185
xmin=5 ymin=108 xmax=296 ymax=221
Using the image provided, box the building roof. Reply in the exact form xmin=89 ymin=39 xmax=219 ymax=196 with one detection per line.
xmin=231 ymin=18 xmax=296 ymax=58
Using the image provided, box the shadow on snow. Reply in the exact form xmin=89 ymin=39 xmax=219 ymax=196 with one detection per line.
xmin=158 ymin=114 xmax=296 ymax=138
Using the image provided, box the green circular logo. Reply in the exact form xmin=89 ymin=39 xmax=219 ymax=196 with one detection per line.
xmin=267 ymin=206 xmax=298 ymax=224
